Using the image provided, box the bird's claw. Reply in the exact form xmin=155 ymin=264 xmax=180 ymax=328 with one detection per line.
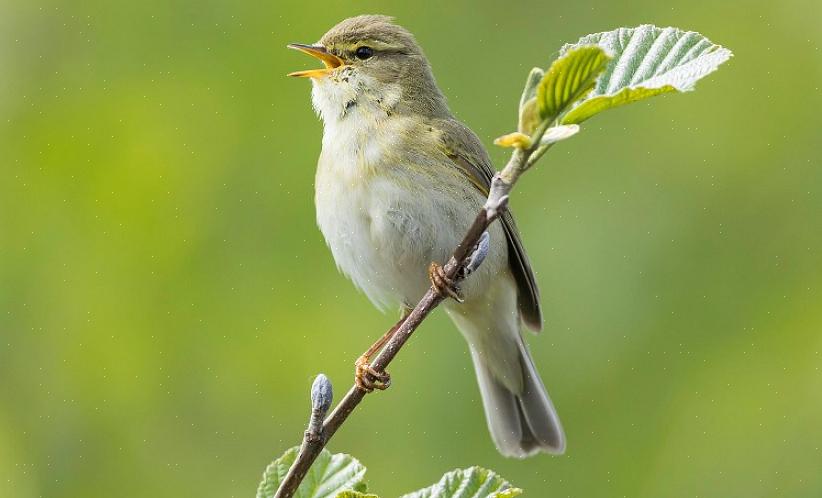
xmin=428 ymin=262 xmax=463 ymax=302
xmin=355 ymin=355 xmax=391 ymax=392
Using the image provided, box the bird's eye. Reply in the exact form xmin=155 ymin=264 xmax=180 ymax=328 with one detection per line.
xmin=355 ymin=46 xmax=374 ymax=60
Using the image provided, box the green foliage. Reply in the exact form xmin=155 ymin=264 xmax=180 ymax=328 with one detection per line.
xmin=536 ymin=46 xmax=612 ymax=121
xmin=517 ymin=68 xmax=544 ymax=134
xmin=258 ymin=449 xmax=521 ymax=498
xmin=559 ymin=25 xmax=733 ymax=124
xmin=499 ymin=24 xmax=730 ymax=160
xmin=256 ymin=447 xmax=367 ymax=498
xmin=399 ymin=467 xmax=523 ymax=498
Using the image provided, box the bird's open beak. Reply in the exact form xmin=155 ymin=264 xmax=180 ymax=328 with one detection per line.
xmin=287 ymin=44 xmax=345 ymax=78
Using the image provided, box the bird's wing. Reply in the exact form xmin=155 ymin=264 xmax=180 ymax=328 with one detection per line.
xmin=436 ymin=118 xmax=543 ymax=332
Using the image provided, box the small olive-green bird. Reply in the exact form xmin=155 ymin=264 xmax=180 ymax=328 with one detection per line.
xmin=289 ymin=15 xmax=565 ymax=457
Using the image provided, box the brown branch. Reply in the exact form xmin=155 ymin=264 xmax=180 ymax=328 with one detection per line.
xmin=272 ymin=128 xmax=552 ymax=498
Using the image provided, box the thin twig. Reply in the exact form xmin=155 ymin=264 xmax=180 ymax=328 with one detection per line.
xmin=272 ymin=122 xmax=554 ymax=498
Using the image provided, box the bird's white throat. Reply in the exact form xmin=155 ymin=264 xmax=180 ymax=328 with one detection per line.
xmin=310 ymin=67 xmax=405 ymax=181
xmin=311 ymin=67 xmax=401 ymax=126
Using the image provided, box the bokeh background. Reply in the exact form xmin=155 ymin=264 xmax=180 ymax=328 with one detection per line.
xmin=2 ymin=0 xmax=821 ymax=496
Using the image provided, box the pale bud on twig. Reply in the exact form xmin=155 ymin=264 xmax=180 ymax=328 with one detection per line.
xmin=463 ymin=231 xmax=490 ymax=276
xmin=307 ymin=374 xmax=333 ymax=441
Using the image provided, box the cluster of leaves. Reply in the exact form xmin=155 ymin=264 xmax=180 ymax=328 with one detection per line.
xmin=495 ymin=24 xmax=732 ymax=154
xmin=257 ymin=447 xmax=521 ymax=498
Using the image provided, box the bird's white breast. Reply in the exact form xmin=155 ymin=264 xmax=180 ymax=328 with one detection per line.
xmin=314 ymin=113 xmax=432 ymax=310
xmin=311 ymin=75 xmax=506 ymax=312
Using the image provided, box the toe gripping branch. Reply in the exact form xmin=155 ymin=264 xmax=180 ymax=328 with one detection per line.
xmin=429 ymin=230 xmax=491 ymax=302
xmin=428 ymin=262 xmax=462 ymax=302
xmin=355 ymin=355 xmax=391 ymax=392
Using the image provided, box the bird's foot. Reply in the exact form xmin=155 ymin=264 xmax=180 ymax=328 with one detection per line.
xmin=428 ymin=262 xmax=463 ymax=302
xmin=355 ymin=355 xmax=391 ymax=392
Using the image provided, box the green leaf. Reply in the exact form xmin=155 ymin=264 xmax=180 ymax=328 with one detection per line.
xmin=335 ymin=492 xmax=379 ymax=498
xmin=519 ymin=67 xmax=543 ymax=111
xmin=536 ymin=45 xmax=611 ymax=121
xmin=256 ymin=447 xmax=367 ymax=498
xmin=399 ymin=467 xmax=522 ymax=498
xmin=559 ymin=24 xmax=732 ymax=124
xmin=517 ymin=68 xmax=543 ymax=134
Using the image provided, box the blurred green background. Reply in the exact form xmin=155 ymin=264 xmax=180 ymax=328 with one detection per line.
xmin=1 ymin=0 xmax=821 ymax=496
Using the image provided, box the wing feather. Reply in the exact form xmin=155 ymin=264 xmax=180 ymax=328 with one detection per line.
xmin=437 ymin=119 xmax=543 ymax=331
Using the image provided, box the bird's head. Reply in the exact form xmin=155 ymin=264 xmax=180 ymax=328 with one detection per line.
xmin=288 ymin=15 xmax=449 ymax=122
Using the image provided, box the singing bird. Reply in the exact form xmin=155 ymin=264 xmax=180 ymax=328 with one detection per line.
xmin=288 ymin=15 xmax=565 ymax=457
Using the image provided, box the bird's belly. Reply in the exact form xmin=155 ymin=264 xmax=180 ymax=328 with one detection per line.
xmin=315 ymin=165 xmax=499 ymax=311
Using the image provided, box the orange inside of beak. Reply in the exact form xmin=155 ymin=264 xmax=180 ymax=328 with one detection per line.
xmin=287 ymin=44 xmax=345 ymax=78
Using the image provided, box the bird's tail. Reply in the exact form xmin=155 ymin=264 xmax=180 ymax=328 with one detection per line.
xmin=471 ymin=337 xmax=565 ymax=457
xmin=447 ymin=293 xmax=565 ymax=457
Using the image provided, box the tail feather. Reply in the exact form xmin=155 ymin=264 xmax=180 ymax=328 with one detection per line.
xmin=446 ymin=274 xmax=565 ymax=457
xmin=470 ymin=340 xmax=565 ymax=457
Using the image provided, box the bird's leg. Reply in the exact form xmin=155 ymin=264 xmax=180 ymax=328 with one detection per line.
xmin=355 ymin=309 xmax=410 ymax=392
xmin=428 ymin=262 xmax=464 ymax=302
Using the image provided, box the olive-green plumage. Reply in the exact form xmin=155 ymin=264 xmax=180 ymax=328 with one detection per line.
xmin=291 ymin=15 xmax=564 ymax=457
